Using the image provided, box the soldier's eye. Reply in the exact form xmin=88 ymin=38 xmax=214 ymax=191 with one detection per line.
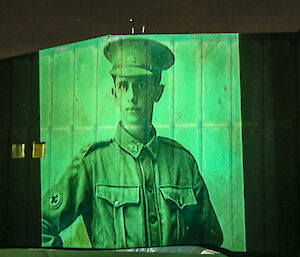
xmin=118 ymin=81 xmax=128 ymax=90
xmin=136 ymin=83 xmax=144 ymax=89
xmin=135 ymin=80 xmax=147 ymax=89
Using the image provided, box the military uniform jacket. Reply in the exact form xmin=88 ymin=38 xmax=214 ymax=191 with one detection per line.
xmin=42 ymin=123 xmax=223 ymax=248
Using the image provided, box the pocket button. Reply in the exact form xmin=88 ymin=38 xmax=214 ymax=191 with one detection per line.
xmin=149 ymin=215 xmax=157 ymax=224
xmin=146 ymin=186 xmax=153 ymax=194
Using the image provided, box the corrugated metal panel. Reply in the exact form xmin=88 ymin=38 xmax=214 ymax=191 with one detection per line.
xmin=39 ymin=34 xmax=245 ymax=251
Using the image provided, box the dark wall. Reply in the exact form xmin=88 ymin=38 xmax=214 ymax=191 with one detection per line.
xmin=0 ymin=53 xmax=40 ymax=247
xmin=240 ymin=33 xmax=300 ymax=257
xmin=0 ymin=0 xmax=300 ymax=60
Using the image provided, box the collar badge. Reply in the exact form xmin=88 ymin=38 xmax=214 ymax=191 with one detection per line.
xmin=128 ymin=142 xmax=139 ymax=153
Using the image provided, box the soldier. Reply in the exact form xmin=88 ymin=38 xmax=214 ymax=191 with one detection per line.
xmin=42 ymin=37 xmax=223 ymax=249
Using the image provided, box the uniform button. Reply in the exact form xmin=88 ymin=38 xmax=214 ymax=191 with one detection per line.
xmin=149 ymin=215 xmax=157 ymax=224
xmin=146 ymin=186 xmax=154 ymax=194
xmin=114 ymin=200 xmax=119 ymax=206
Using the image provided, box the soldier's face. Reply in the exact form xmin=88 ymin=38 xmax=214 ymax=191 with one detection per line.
xmin=114 ymin=75 xmax=159 ymax=126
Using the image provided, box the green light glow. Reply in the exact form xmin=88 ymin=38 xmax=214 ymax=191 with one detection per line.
xmin=40 ymin=34 xmax=245 ymax=251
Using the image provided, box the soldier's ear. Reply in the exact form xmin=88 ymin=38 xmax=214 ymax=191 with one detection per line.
xmin=111 ymin=75 xmax=118 ymax=100
xmin=112 ymin=88 xmax=118 ymax=103
xmin=154 ymin=84 xmax=164 ymax=102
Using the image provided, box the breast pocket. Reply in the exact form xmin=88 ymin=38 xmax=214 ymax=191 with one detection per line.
xmin=95 ymin=185 xmax=140 ymax=248
xmin=159 ymin=185 xmax=198 ymax=244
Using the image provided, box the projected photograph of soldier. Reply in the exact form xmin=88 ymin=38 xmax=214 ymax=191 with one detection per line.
xmin=42 ymin=38 xmax=223 ymax=249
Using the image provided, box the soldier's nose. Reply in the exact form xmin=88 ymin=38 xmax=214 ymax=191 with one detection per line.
xmin=127 ymin=84 xmax=137 ymax=103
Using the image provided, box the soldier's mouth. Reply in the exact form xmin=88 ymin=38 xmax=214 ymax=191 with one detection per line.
xmin=126 ymin=107 xmax=140 ymax=111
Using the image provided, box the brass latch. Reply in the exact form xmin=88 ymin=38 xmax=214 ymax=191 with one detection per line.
xmin=32 ymin=142 xmax=46 ymax=158
xmin=11 ymin=142 xmax=46 ymax=158
xmin=11 ymin=143 xmax=25 ymax=158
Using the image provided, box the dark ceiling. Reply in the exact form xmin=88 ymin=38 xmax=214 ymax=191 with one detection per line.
xmin=0 ymin=0 xmax=299 ymax=60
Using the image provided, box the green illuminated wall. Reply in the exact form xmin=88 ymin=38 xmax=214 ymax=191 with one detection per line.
xmin=40 ymin=34 xmax=245 ymax=251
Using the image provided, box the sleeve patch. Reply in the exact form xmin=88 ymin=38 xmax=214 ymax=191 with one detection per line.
xmin=49 ymin=193 xmax=62 ymax=209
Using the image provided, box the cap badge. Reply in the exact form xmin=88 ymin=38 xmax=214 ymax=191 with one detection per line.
xmin=127 ymin=55 xmax=136 ymax=64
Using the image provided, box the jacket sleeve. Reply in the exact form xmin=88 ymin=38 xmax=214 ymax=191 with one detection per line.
xmin=192 ymin=160 xmax=224 ymax=247
xmin=41 ymin=155 xmax=92 ymax=247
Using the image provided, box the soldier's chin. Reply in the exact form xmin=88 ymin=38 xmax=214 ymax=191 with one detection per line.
xmin=122 ymin=115 xmax=146 ymax=127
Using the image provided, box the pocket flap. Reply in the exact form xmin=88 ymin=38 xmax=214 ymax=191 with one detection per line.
xmin=159 ymin=186 xmax=197 ymax=209
xmin=96 ymin=185 xmax=140 ymax=208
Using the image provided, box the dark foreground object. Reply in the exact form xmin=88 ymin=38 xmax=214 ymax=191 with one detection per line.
xmin=0 ymin=247 xmax=231 ymax=257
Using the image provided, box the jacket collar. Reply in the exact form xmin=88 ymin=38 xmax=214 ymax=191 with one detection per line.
xmin=114 ymin=122 xmax=159 ymax=159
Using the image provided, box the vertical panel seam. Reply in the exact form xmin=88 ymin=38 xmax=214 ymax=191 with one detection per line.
xmin=71 ymin=45 xmax=76 ymax=240
xmin=72 ymin=46 xmax=76 ymax=159
xmin=262 ymin=35 xmax=266 ymax=254
xmin=4 ymin=58 xmax=13 ymax=245
xmin=295 ymin=34 xmax=300 ymax=250
xmin=95 ymin=38 xmax=99 ymax=141
xmin=49 ymin=49 xmax=54 ymax=196
xmin=26 ymin=54 xmax=34 ymax=246
xmin=197 ymin=34 xmax=202 ymax=173
xmin=230 ymin=35 xmax=234 ymax=251
xmin=171 ymin=36 xmax=175 ymax=139
xmin=200 ymin=35 xmax=203 ymax=176
xmin=200 ymin=34 xmax=204 ymax=244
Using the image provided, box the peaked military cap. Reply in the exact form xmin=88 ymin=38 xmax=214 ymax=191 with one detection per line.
xmin=104 ymin=37 xmax=175 ymax=77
